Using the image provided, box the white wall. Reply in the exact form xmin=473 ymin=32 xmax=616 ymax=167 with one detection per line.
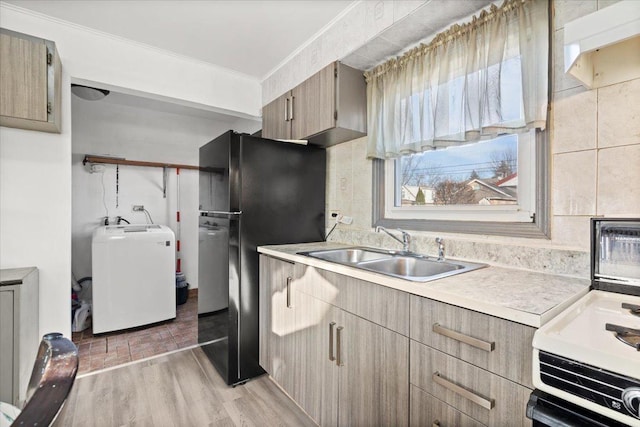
xmin=0 ymin=3 xmax=263 ymax=338
xmin=0 ymin=71 xmax=73 ymax=340
xmin=71 ymin=95 xmax=260 ymax=293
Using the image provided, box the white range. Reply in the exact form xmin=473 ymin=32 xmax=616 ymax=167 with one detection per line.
xmin=530 ymin=218 xmax=640 ymax=427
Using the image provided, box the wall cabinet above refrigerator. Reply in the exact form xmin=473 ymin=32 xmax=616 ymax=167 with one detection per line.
xmin=0 ymin=29 xmax=62 ymax=133
xmin=261 ymin=61 xmax=366 ymax=147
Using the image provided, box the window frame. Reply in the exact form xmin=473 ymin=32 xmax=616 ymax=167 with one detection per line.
xmin=385 ymin=131 xmax=535 ymax=223
xmin=372 ymin=128 xmax=550 ymax=239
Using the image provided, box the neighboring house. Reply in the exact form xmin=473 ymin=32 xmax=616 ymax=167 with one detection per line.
xmin=468 ymin=174 xmax=518 ymax=205
xmin=402 ymin=176 xmax=518 ymax=206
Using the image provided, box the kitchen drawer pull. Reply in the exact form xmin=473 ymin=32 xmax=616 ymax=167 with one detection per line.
xmin=336 ymin=326 xmax=344 ymax=366
xmin=329 ymin=322 xmax=336 ymax=361
xmin=432 ymin=421 xmax=440 ymax=427
xmin=432 ymin=372 xmax=494 ymax=410
xmin=286 ymin=276 xmax=293 ymax=308
xmin=433 ymin=323 xmax=495 ymax=352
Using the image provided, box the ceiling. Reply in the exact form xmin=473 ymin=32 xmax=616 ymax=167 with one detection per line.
xmin=3 ymin=0 xmax=355 ymax=80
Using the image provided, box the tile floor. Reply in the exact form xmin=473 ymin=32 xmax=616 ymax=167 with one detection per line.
xmin=72 ymin=289 xmax=198 ymax=375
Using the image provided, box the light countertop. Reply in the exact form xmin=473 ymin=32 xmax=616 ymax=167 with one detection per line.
xmin=258 ymin=242 xmax=590 ymax=328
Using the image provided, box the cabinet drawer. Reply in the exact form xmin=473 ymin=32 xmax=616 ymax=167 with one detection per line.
xmin=410 ymin=341 xmax=531 ymax=426
xmin=294 ymin=265 xmax=409 ymax=336
xmin=410 ymin=385 xmax=485 ymax=427
xmin=410 ymin=295 xmax=535 ymax=387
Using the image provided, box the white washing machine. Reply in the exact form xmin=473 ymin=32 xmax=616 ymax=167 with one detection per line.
xmin=92 ymin=224 xmax=176 ymax=334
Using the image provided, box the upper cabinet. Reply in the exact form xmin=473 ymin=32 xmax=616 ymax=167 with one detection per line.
xmin=262 ymin=61 xmax=366 ymax=147
xmin=0 ymin=29 xmax=62 ymax=133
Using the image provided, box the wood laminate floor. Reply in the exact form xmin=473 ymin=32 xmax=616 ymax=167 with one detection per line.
xmin=54 ymin=346 xmax=316 ymax=427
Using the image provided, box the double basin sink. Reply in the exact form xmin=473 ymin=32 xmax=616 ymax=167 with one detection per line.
xmin=297 ymin=247 xmax=486 ymax=282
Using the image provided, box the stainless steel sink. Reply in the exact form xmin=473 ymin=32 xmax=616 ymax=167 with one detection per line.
xmin=298 ymin=247 xmax=486 ymax=282
xmin=301 ymin=248 xmax=393 ymax=264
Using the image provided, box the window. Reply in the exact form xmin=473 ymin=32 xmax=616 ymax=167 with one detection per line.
xmin=373 ymin=128 xmax=548 ymax=238
xmin=386 ymin=131 xmax=536 ymax=223
xmin=367 ymin=0 xmax=549 ymax=238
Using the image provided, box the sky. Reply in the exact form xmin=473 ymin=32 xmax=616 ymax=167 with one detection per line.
xmin=401 ymin=134 xmax=517 ymax=184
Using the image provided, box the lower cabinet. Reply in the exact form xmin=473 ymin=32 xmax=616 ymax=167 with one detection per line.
xmin=410 ymin=385 xmax=484 ymax=427
xmin=0 ymin=267 xmax=39 ymax=406
xmin=259 ymin=255 xmax=409 ymax=426
xmin=333 ymin=306 xmax=408 ymax=426
xmin=258 ymin=256 xmax=297 ymax=394
xmin=259 ymin=254 xmax=535 ymax=427
xmin=409 ymin=294 xmax=534 ymax=426
xmin=410 ymin=341 xmax=532 ymax=426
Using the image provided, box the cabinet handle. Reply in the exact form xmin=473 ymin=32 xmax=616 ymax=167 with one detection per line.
xmin=284 ymin=97 xmax=290 ymax=122
xmin=289 ymin=95 xmax=294 ymax=121
xmin=286 ymin=277 xmax=293 ymax=308
xmin=432 ymin=421 xmax=440 ymax=427
xmin=329 ymin=322 xmax=336 ymax=361
xmin=432 ymin=372 xmax=494 ymax=410
xmin=432 ymin=323 xmax=495 ymax=352
xmin=336 ymin=326 xmax=344 ymax=366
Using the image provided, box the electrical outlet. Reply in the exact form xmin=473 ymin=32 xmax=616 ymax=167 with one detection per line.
xmin=132 ymin=205 xmax=144 ymax=212
xmin=90 ymin=164 xmax=105 ymax=173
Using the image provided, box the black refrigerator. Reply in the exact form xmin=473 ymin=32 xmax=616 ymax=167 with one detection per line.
xmin=198 ymin=130 xmax=325 ymax=385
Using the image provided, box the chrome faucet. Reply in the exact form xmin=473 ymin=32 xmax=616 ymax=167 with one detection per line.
xmin=436 ymin=237 xmax=445 ymax=261
xmin=376 ymin=226 xmax=412 ymax=252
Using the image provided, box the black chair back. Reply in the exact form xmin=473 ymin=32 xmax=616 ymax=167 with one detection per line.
xmin=12 ymin=333 xmax=78 ymax=426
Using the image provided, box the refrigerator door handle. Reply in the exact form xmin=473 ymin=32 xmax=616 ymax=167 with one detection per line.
xmin=284 ymin=97 xmax=290 ymax=121
xmin=200 ymin=210 xmax=242 ymax=218
xmin=289 ymin=95 xmax=294 ymax=121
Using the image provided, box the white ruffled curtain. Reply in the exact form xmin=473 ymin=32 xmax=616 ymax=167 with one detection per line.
xmin=365 ymin=0 xmax=548 ymax=159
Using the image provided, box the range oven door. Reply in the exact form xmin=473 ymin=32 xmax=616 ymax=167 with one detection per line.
xmin=527 ymin=390 xmax=629 ymax=427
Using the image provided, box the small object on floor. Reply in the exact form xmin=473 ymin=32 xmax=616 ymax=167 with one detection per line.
xmin=72 ymin=301 xmax=92 ymax=332
xmin=176 ymin=272 xmax=188 ymax=305
xmin=176 ymin=282 xmax=188 ymax=305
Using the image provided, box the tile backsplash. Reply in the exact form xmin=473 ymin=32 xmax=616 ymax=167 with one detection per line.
xmin=264 ymin=0 xmax=638 ymax=277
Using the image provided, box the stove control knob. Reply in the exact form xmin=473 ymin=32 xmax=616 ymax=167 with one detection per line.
xmin=622 ymin=387 xmax=640 ymax=418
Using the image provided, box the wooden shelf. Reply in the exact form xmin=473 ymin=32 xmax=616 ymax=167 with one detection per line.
xmin=83 ymin=155 xmax=199 ymax=170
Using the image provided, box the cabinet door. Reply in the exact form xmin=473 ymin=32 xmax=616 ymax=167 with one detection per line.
xmin=291 ymin=63 xmax=335 ymax=140
xmin=411 ymin=341 xmax=532 ymax=426
xmin=337 ymin=309 xmax=410 ymax=427
xmin=0 ymin=32 xmax=48 ymax=122
xmin=291 ymin=285 xmax=339 ymax=426
xmin=410 ymin=385 xmax=485 ymax=427
xmin=262 ymin=92 xmax=291 ymax=140
xmin=258 ymin=256 xmax=296 ymax=395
